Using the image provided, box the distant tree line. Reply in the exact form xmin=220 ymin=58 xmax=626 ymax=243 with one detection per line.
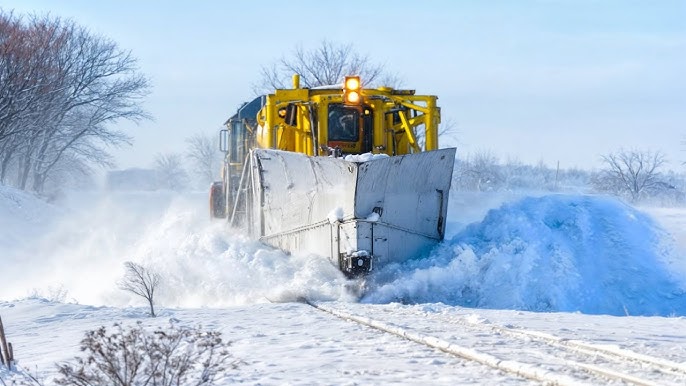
xmin=150 ymin=132 xmax=222 ymax=191
xmin=453 ymin=148 xmax=685 ymax=206
xmin=0 ymin=11 xmax=149 ymax=195
xmin=105 ymin=132 xmax=221 ymax=192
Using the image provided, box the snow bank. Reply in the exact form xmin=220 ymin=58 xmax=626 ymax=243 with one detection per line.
xmin=0 ymin=185 xmax=63 ymax=249
xmin=364 ymin=194 xmax=686 ymax=316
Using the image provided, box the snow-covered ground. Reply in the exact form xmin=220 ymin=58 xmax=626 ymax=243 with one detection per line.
xmin=1 ymin=185 xmax=686 ymax=384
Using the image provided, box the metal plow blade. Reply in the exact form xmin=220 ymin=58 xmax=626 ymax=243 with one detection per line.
xmin=249 ymin=148 xmax=456 ymax=276
xmin=353 ymin=148 xmax=456 ymax=268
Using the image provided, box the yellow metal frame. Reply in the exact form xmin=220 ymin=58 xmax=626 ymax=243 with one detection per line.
xmin=253 ymin=77 xmax=441 ymax=157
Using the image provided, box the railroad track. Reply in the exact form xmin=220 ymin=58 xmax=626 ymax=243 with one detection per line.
xmin=305 ymin=301 xmax=686 ymax=386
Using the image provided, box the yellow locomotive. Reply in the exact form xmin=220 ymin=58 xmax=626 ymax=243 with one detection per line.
xmin=211 ymin=75 xmax=455 ymax=277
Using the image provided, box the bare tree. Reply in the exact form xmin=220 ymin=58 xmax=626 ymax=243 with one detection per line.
xmin=0 ymin=11 xmax=150 ymax=193
xmin=453 ymin=150 xmax=504 ymax=192
xmin=595 ymin=149 xmax=667 ymax=202
xmin=0 ymin=12 xmax=50 ymax=144
xmin=253 ymin=40 xmax=399 ymax=94
xmin=118 ymin=262 xmax=161 ymax=317
xmin=185 ymin=133 xmax=221 ymax=189
xmin=154 ymin=152 xmax=188 ymax=191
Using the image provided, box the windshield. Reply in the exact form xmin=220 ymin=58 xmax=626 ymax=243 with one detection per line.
xmin=327 ymin=104 xmax=359 ymax=142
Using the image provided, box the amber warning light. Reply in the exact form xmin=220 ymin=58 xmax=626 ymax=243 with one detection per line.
xmin=343 ymin=76 xmax=362 ymax=104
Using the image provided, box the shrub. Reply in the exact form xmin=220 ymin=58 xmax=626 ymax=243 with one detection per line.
xmin=55 ymin=322 xmax=235 ymax=386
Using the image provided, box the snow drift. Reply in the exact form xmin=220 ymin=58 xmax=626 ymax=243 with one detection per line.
xmin=364 ymin=195 xmax=686 ymax=316
xmin=2 ymin=185 xmax=686 ymax=316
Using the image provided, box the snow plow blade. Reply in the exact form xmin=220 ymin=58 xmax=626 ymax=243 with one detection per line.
xmin=235 ymin=148 xmax=456 ymax=277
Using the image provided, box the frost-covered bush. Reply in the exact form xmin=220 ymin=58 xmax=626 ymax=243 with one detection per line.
xmin=55 ymin=322 xmax=236 ymax=386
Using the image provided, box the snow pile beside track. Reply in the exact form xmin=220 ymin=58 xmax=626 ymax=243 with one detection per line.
xmin=365 ymin=194 xmax=686 ymax=316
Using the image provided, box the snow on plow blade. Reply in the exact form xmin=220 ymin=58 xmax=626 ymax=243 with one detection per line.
xmin=242 ymin=148 xmax=456 ymax=277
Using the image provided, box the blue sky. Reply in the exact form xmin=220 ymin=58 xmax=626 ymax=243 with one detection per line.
xmin=3 ymin=0 xmax=685 ymax=170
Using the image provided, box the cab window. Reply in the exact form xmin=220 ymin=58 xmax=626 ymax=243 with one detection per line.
xmin=328 ymin=105 xmax=359 ymax=142
xmin=229 ymin=120 xmax=245 ymax=163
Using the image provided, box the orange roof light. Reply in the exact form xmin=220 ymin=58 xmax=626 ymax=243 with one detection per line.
xmin=345 ymin=76 xmax=360 ymax=90
xmin=343 ymin=76 xmax=362 ymax=105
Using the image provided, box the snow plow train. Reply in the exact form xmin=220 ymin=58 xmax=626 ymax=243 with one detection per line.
xmin=210 ymin=75 xmax=455 ymax=277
